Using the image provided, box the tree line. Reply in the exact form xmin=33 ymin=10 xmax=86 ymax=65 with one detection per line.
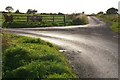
xmin=3 ymin=6 xmax=64 ymax=15
xmin=97 ymin=7 xmax=118 ymax=15
xmin=3 ymin=6 xmax=119 ymax=15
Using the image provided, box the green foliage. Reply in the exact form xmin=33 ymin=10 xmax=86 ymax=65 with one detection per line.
xmin=3 ymin=47 xmax=31 ymax=71
xmin=2 ymin=34 xmax=76 ymax=78
xmin=3 ymin=61 xmax=75 ymax=78
xmin=2 ymin=22 xmax=67 ymax=28
xmin=3 ymin=22 xmax=42 ymax=28
xmin=47 ymin=73 xmax=71 ymax=78
xmin=106 ymin=7 xmax=118 ymax=14
xmin=97 ymin=14 xmax=118 ymax=22
xmin=2 ymin=13 xmax=88 ymax=28
xmin=5 ymin=6 xmax=14 ymax=12
xmin=111 ymin=22 xmax=120 ymax=33
xmin=72 ymin=15 xmax=88 ymax=25
xmin=97 ymin=11 xmax=104 ymax=15
xmin=2 ymin=13 xmax=71 ymax=28
xmin=97 ymin=14 xmax=119 ymax=33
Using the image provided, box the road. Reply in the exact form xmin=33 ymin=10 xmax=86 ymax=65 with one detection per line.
xmin=4 ymin=16 xmax=118 ymax=78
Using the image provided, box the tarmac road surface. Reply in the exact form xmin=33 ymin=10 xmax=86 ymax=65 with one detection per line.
xmin=4 ymin=16 xmax=119 ymax=78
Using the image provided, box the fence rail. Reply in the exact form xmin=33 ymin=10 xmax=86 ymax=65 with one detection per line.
xmin=1 ymin=13 xmax=72 ymax=27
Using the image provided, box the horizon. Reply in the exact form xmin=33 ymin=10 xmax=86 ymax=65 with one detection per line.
xmin=0 ymin=0 xmax=119 ymax=14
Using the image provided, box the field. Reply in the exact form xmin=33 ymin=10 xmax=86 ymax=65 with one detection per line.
xmin=0 ymin=13 xmax=88 ymax=28
xmin=2 ymin=33 xmax=76 ymax=78
xmin=1 ymin=13 xmax=73 ymax=28
xmin=96 ymin=14 xmax=119 ymax=33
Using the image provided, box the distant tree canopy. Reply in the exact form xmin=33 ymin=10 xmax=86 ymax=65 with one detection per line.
xmin=15 ymin=9 xmax=20 ymax=13
xmin=58 ymin=12 xmax=64 ymax=15
xmin=97 ymin=11 xmax=104 ymax=15
xmin=32 ymin=9 xmax=37 ymax=14
xmin=5 ymin=6 xmax=14 ymax=12
xmin=27 ymin=9 xmax=32 ymax=14
xmin=82 ymin=12 xmax=85 ymax=14
xmin=106 ymin=7 xmax=118 ymax=14
xmin=27 ymin=9 xmax=37 ymax=14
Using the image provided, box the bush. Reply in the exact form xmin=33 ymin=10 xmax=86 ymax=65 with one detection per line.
xmin=72 ymin=15 xmax=88 ymax=25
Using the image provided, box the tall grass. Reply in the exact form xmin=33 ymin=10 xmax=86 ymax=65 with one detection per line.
xmin=97 ymin=14 xmax=119 ymax=33
xmin=2 ymin=33 xmax=76 ymax=79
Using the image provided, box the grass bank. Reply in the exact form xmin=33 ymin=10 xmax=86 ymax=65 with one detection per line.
xmin=96 ymin=14 xmax=119 ymax=34
xmin=2 ymin=33 xmax=76 ymax=79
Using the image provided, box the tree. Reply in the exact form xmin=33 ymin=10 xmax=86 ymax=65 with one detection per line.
xmin=15 ymin=9 xmax=20 ymax=13
xmin=97 ymin=11 xmax=104 ymax=15
xmin=32 ymin=9 xmax=37 ymax=14
xmin=5 ymin=6 xmax=14 ymax=12
xmin=58 ymin=12 xmax=64 ymax=15
xmin=26 ymin=9 xmax=37 ymax=14
xmin=82 ymin=12 xmax=85 ymax=14
xmin=27 ymin=9 xmax=33 ymax=14
xmin=106 ymin=7 xmax=118 ymax=14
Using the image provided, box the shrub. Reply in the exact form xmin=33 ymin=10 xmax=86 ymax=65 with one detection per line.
xmin=72 ymin=15 xmax=88 ymax=25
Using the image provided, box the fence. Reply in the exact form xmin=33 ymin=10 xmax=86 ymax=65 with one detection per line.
xmin=12 ymin=14 xmax=71 ymax=26
xmin=1 ymin=13 xmax=73 ymax=28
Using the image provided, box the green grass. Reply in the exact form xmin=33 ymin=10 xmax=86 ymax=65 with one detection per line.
xmin=111 ymin=22 xmax=119 ymax=33
xmin=1 ymin=13 xmax=88 ymax=28
xmin=0 ymin=33 xmax=2 ymax=79
xmin=2 ymin=33 xmax=76 ymax=79
xmin=1 ymin=13 xmax=71 ymax=28
xmin=96 ymin=14 xmax=119 ymax=33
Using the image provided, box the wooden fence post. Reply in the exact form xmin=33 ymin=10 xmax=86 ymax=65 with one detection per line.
xmin=53 ymin=15 xmax=54 ymax=23
xmin=64 ymin=15 xmax=66 ymax=26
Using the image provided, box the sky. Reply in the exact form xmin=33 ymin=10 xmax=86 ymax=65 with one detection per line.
xmin=0 ymin=0 xmax=119 ymax=14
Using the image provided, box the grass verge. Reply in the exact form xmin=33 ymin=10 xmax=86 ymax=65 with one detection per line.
xmin=96 ymin=14 xmax=119 ymax=34
xmin=2 ymin=33 xmax=76 ymax=79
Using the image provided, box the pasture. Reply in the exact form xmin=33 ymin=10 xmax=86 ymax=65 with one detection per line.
xmin=1 ymin=13 xmax=73 ymax=28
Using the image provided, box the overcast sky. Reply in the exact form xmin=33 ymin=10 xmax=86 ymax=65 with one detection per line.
xmin=0 ymin=0 xmax=119 ymax=14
